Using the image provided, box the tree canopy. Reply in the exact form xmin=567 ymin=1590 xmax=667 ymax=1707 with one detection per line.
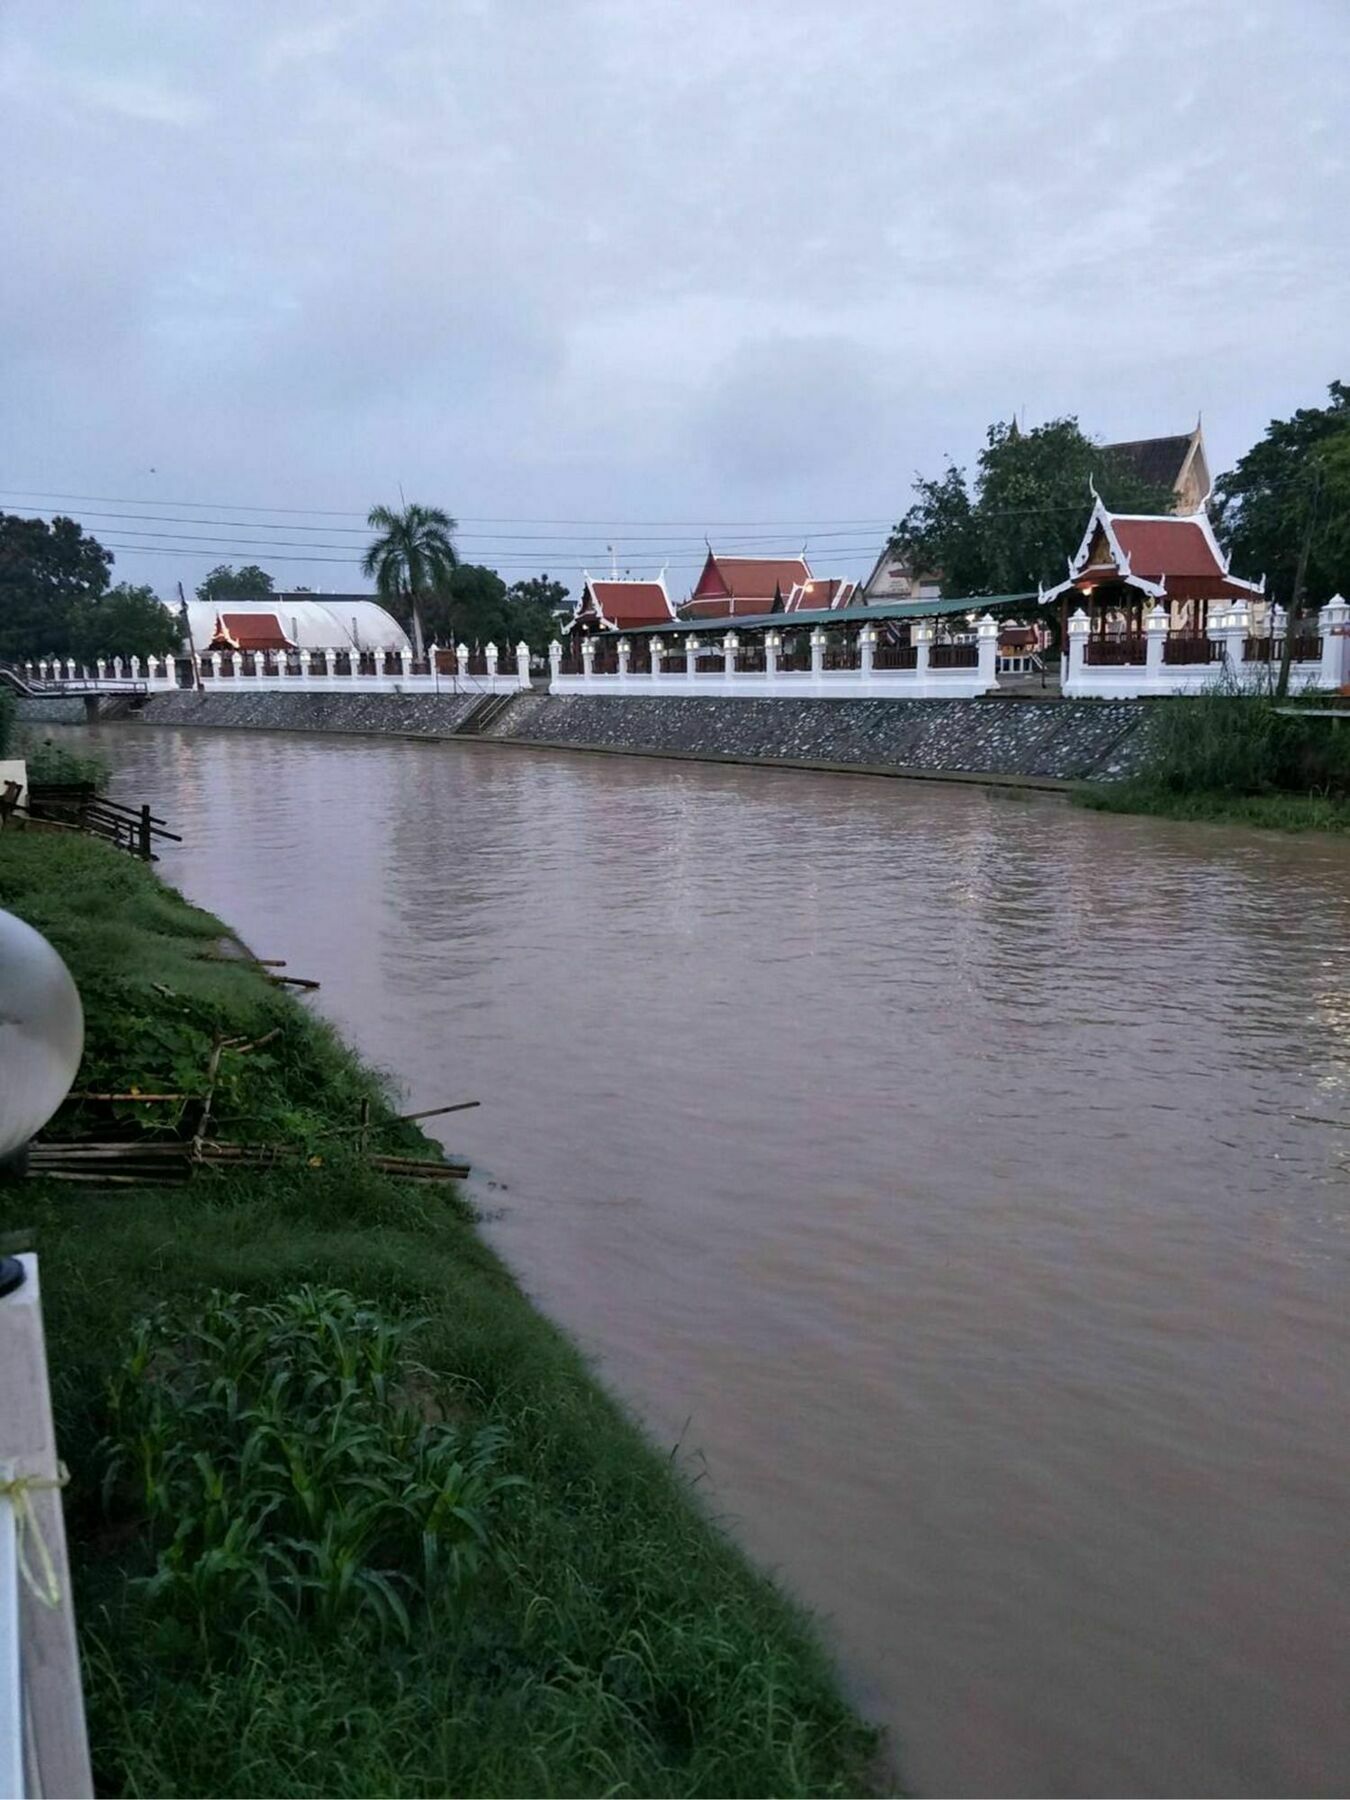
xmin=1213 ymin=381 xmax=1350 ymax=608
xmin=73 ymin=583 xmax=181 ymax=661
xmin=892 ymin=417 xmax=1176 ymax=602
xmin=0 ymin=512 xmax=113 ymax=660
xmin=361 ymin=504 xmax=459 ymax=659
xmin=196 ymin=564 xmax=276 ymax=603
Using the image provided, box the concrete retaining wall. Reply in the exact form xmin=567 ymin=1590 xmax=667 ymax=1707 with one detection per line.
xmin=486 ymin=694 xmax=1152 ymax=782
xmin=134 ymin=690 xmax=483 ymax=735
xmin=121 ymin=690 xmax=1154 ymax=782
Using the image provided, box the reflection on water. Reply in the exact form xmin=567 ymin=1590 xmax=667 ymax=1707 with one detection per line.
xmin=88 ymin=724 xmax=1349 ymax=1797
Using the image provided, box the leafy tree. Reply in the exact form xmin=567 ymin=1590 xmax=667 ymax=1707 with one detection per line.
xmin=361 ymin=504 xmax=459 ymax=659
xmin=0 ymin=512 xmax=112 ymax=660
xmin=72 ymin=583 xmax=181 ymax=662
xmin=419 ymin=564 xmax=509 ymax=649
xmin=1214 ymin=381 xmax=1350 ymax=609
xmin=507 ymin=574 xmax=570 ymax=653
xmin=892 ymin=417 xmax=1175 ymax=605
xmin=196 ymin=563 xmax=275 ymax=603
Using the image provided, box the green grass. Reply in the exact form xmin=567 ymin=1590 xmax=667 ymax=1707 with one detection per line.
xmin=1073 ymin=781 xmax=1350 ymax=832
xmin=0 ymin=834 xmax=879 ymax=1797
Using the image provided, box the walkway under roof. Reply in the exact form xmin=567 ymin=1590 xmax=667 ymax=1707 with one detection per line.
xmin=616 ymin=593 xmax=1039 ymax=636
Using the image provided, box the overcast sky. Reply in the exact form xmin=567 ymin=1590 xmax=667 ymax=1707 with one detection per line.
xmin=2 ymin=0 xmax=1346 ymax=599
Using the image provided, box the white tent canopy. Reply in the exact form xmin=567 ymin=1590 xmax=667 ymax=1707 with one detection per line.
xmin=180 ymin=597 xmax=411 ymax=655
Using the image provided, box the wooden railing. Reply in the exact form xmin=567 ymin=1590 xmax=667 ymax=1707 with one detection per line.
xmin=1083 ymin=636 xmax=1147 ymax=666
xmin=1245 ymin=635 xmax=1322 ymax=663
xmin=1162 ymin=635 xmax=1221 ymax=665
xmin=930 ymin=642 xmax=979 ymax=669
xmin=874 ymin=644 xmax=918 ymax=670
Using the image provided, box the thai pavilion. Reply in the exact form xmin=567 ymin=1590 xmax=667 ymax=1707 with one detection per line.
xmin=1040 ymin=496 xmax=1264 ymax=647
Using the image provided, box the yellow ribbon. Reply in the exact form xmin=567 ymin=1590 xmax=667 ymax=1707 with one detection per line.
xmin=0 ymin=1464 xmax=69 ymax=1609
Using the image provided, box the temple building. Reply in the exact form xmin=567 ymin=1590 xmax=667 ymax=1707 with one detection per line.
xmin=858 ymin=545 xmax=942 ymax=605
xmin=680 ymin=551 xmax=813 ymax=619
xmin=568 ymin=573 xmax=678 ymax=635
xmin=182 ymin=595 xmax=410 ymax=656
xmin=1102 ymin=422 xmax=1210 ymax=515
xmin=1041 ymin=496 xmax=1262 ymax=638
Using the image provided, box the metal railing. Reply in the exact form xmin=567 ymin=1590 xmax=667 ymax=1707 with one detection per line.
xmin=930 ymin=642 xmax=979 ymax=669
xmin=874 ymin=644 xmax=918 ymax=670
xmin=1162 ymin=635 xmax=1221 ymax=665
xmin=1244 ymin=635 xmax=1322 ymax=663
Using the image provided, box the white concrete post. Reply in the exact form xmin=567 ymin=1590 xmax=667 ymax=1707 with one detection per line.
xmin=1145 ymin=604 xmax=1169 ymax=682
xmin=859 ymin=625 xmax=875 ymax=682
xmin=96 ymin=659 xmax=107 ymax=680
xmin=130 ymin=655 xmax=142 ymax=680
xmin=349 ymin=645 xmax=361 ymax=680
xmin=64 ymin=659 xmax=75 ymax=681
xmin=810 ymin=629 xmax=826 ymax=678
xmin=617 ymin=638 xmax=631 ymax=680
xmin=23 ymin=661 xmax=32 ymax=681
xmin=517 ymin=641 xmax=531 ymax=685
xmin=1207 ymin=604 xmax=1230 ymax=667
xmin=651 ymin=637 xmax=664 ymax=682
xmin=397 ymin=647 xmax=411 ymax=683
xmin=1222 ymin=602 xmax=1249 ymax=676
xmin=723 ymin=632 xmax=738 ymax=680
xmin=582 ymin=637 xmax=596 ymax=684
xmin=976 ymin=614 xmax=999 ymax=690
xmin=111 ymin=656 xmax=123 ymax=679
xmin=765 ymin=631 xmax=780 ymax=682
xmin=456 ymin=643 xmax=470 ymax=683
xmin=486 ymin=643 xmax=500 ymax=686
xmin=211 ymin=652 xmax=224 ymax=681
xmin=299 ymin=648 xmax=312 ymax=684
xmin=1066 ymin=609 xmax=1089 ymax=696
xmin=229 ymin=652 xmax=241 ymax=681
xmin=549 ymin=640 xmax=562 ymax=685
xmin=684 ymin=635 xmax=697 ymax=678
xmin=1319 ymin=596 xmax=1349 ymax=690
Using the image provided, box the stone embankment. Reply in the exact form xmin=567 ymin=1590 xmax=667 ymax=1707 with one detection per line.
xmin=56 ymin=689 xmax=1155 ymax=783
xmin=484 ymin=694 xmax=1151 ymax=782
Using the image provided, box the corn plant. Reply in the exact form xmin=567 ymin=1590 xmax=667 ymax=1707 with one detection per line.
xmin=100 ymin=1287 xmax=524 ymax=1648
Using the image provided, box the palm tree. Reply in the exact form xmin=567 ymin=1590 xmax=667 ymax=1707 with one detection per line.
xmin=361 ymin=503 xmax=459 ymax=661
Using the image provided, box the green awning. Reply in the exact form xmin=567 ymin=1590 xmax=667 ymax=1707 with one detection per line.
xmin=618 ymin=592 xmax=1039 ymax=635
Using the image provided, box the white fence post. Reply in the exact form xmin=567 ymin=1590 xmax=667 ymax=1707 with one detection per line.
xmin=486 ymin=643 xmax=499 ymax=685
xmin=456 ymin=643 xmax=470 ymax=684
xmin=1066 ymin=609 xmax=1089 ymax=696
xmin=617 ymin=638 xmax=630 ymax=681
xmin=1319 ymin=595 xmax=1349 ymax=690
xmin=517 ymin=641 xmax=531 ymax=685
xmin=765 ymin=630 xmax=780 ymax=682
xmin=582 ymin=638 xmax=595 ymax=685
xmin=684 ymin=635 xmax=697 ymax=679
xmin=549 ymin=640 xmax=562 ymax=685
xmin=976 ymin=615 xmax=999 ymax=690
xmin=859 ymin=626 xmax=875 ymax=683
xmin=1145 ymin=604 xmax=1168 ymax=683
xmin=651 ymin=637 xmax=664 ymax=683
xmin=810 ymin=629 xmax=826 ymax=679
xmin=723 ymin=632 xmax=737 ymax=681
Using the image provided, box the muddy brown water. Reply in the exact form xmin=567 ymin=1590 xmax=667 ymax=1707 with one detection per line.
xmin=75 ymin=724 xmax=1349 ymax=1796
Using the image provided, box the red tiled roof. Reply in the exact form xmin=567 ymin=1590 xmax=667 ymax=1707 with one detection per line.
xmin=578 ymin=579 xmax=674 ymax=629
xmin=212 ymin=612 xmax=294 ymax=651
xmin=1075 ymin=514 xmax=1259 ymax=602
xmin=687 ymin=551 xmax=812 ymax=614
xmin=1110 ymin=518 xmax=1223 ymax=582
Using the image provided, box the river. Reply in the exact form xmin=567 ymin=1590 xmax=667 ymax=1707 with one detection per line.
xmin=77 ymin=723 xmax=1349 ymax=1796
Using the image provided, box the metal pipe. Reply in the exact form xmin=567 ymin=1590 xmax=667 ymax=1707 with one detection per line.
xmin=0 ymin=1476 xmax=23 ymax=1799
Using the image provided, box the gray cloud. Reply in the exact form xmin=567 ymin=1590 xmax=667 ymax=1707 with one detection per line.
xmin=1 ymin=0 xmax=1345 ymax=593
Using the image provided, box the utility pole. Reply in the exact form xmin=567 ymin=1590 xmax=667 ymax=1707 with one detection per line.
xmin=1276 ymin=462 xmax=1324 ymax=700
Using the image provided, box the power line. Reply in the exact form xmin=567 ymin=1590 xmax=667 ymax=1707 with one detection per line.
xmin=0 ymin=486 xmax=894 ymax=529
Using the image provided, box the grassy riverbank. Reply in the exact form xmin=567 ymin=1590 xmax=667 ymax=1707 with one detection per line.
xmin=1073 ymin=691 xmax=1350 ymax=833
xmin=0 ymin=834 xmax=877 ymax=1797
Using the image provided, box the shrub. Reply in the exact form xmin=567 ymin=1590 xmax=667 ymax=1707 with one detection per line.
xmin=1142 ymin=688 xmax=1350 ymax=798
xmin=18 ymin=732 xmax=109 ymax=790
